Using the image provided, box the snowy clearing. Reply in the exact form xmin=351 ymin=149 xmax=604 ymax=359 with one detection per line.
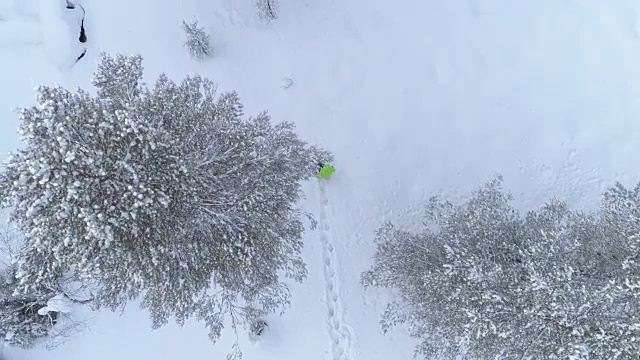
xmin=0 ymin=14 xmax=41 ymax=46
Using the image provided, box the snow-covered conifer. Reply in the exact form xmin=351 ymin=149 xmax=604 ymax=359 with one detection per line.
xmin=362 ymin=176 xmax=640 ymax=359
xmin=0 ymin=53 xmax=331 ymax=357
xmin=181 ymin=20 xmax=212 ymax=60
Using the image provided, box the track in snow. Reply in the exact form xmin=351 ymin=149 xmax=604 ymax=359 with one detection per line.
xmin=317 ymin=180 xmax=356 ymax=360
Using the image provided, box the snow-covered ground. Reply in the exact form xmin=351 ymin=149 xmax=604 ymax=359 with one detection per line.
xmin=3 ymin=0 xmax=640 ymax=359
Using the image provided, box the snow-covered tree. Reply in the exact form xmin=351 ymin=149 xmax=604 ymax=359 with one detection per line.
xmin=182 ymin=20 xmax=212 ymax=60
xmin=0 ymin=53 xmax=331 ymax=356
xmin=256 ymin=0 xmax=279 ymax=21
xmin=362 ymin=176 xmax=640 ymax=359
xmin=0 ymin=265 xmax=57 ymax=349
xmin=0 ymin=269 xmax=85 ymax=350
xmin=0 ymin=227 xmax=88 ymax=350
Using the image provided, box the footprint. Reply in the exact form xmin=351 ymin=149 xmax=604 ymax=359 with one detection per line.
xmin=317 ymin=181 xmax=356 ymax=360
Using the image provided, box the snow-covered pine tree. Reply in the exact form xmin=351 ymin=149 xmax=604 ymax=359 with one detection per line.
xmin=181 ymin=19 xmax=212 ymax=60
xmin=256 ymin=0 xmax=279 ymax=21
xmin=362 ymin=176 xmax=640 ymax=359
xmin=0 ymin=53 xmax=331 ymax=357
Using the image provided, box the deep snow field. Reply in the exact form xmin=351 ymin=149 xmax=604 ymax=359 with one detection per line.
xmin=3 ymin=0 xmax=640 ymax=359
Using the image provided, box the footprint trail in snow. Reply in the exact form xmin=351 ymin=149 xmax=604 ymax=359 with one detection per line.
xmin=317 ymin=180 xmax=356 ymax=360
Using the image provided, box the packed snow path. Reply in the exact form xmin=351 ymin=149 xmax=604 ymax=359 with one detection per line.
xmin=317 ymin=180 xmax=356 ymax=360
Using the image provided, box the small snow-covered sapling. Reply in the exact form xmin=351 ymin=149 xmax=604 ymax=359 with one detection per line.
xmin=181 ymin=19 xmax=212 ymax=60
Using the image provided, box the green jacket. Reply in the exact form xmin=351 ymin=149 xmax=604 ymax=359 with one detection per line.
xmin=317 ymin=164 xmax=336 ymax=179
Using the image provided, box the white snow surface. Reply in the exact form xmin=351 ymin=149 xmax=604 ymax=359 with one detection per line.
xmin=2 ymin=0 xmax=640 ymax=359
xmin=37 ymin=294 xmax=73 ymax=315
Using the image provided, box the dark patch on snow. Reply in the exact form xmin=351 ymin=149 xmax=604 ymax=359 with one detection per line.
xmin=77 ymin=4 xmax=86 ymax=43
xmin=75 ymin=48 xmax=86 ymax=62
xmin=66 ymin=2 xmax=87 ymax=43
xmin=66 ymin=1 xmax=87 ymax=64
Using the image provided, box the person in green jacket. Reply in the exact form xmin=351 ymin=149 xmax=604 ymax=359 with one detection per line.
xmin=317 ymin=162 xmax=336 ymax=179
